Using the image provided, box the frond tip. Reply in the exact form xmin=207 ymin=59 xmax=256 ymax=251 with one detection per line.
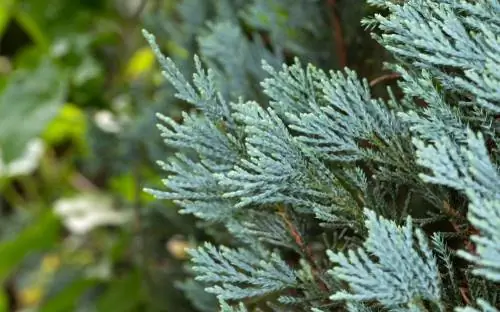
xmin=455 ymin=298 xmax=499 ymax=312
xmin=218 ymin=299 xmax=249 ymax=312
xmin=327 ymin=209 xmax=442 ymax=310
xmin=415 ymin=130 xmax=500 ymax=282
xmin=188 ymin=243 xmax=298 ymax=300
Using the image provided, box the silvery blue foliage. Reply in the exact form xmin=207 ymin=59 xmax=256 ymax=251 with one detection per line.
xmin=345 ymin=303 xmax=378 ymax=312
xmin=286 ymin=65 xmax=403 ymax=163
xmin=397 ymin=67 xmax=468 ymax=144
xmin=366 ymin=0 xmax=500 ymax=114
xmin=327 ymin=209 xmax=442 ymax=310
xmin=189 ymin=242 xmax=298 ymax=300
xmin=219 ymin=299 xmax=249 ymax=312
xmin=219 ymin=100 xmax=350 ymax=212
xmin=415 ymin=130 xmax=500 ymax=283
xmin=143 ymin=30 xmax=244 ymax=222
xmin=455 ymin=299 xmax=499 ymax=312
xmin=199 ymin=21 xmax=283 ymax=99
xmin=145 ymin=0 xmax=500 ymax=310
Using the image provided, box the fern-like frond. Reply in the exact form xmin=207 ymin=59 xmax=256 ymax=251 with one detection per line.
xmin=396 ymin=67 xmax=467 ymax=144
xmin=415 ymin=130 xmax=500 ymax=282
xmin=261 ymin=58 xmax=326 ymax=118
xmin=288 ymin=67 xmax=403 ymax=163
xmin=368 ymin=0 xmax=500 ymax=114
xmin=431 ymin=232 xmax=460 ymax=304
xmin=218 ymin=100 xmax=356 ymax=215
xmin=238 ymin=211 xmax=298 ymax=251
xmin=155 ymin=112 xmax=241 ymax=165
xmin=145 ymin=153 xmax=238 ymax=221
xmin=219 ymin=299 xmax=249 ymax=312
xmin=144 ymin=30 xmax=234 ymax=123
xmin=189 ymin=243 xmax=298 ymax=300
xmin=327 ymin=209 xmax=442 ymax=309
xmin=455 ymin=299 xmax=499 ymax=312
xmin=199 ymin=21 xmax=282 ymax=99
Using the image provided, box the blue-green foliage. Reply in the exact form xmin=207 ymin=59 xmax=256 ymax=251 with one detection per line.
xmin=146 ymin=0 xmax=500 ymax=311
xmin=415 ymin=130 xmax=500 ymax=283
xmin=219 ymin=299 xmax=249 ymax=312
xmin=456 ymin=299 xmax=499 ymax=312
xmin=242 ymin=0 xmax=330 ymax=59
xmin=328 ymin=209 xmax=442 ymax=310
xmin=199 ymin=21 xmax=283 ymax=99
xmin=368 ymin=0 xmax=500 ymax=148
xmin=188 ymin=242 xmax=298 ymax=300
xmin=221 ymin=100 xmax=346 ymax=211
xmin=275 ymin=63 xmax=404 ymax=163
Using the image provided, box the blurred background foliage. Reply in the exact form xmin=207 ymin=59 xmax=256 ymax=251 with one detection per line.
xmin=0 ymin=0 xmax=388 ymax=311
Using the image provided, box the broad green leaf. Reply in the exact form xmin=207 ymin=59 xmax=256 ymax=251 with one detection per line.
xmin=0 ymin=211 xmax=61 ymax=282
xmin=0 ymin=60 xmax=66 ymax=163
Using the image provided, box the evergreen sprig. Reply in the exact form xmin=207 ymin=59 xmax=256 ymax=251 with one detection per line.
xmin=327 ymin=209 xmax=442 ymax=310
xmin=145 ymin=0 xmax=500 ymax=311
xmin=189 ymin=243 xmax=298 ymax=300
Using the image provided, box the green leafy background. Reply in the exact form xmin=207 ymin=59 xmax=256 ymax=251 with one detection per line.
xmin=0 ymin=0 xmax=197 ymax=311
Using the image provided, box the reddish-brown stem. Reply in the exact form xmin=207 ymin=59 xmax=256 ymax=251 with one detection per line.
xmin=327 ymin=0 xmax=347 ymax=68
xmin=460 ymin=287 xmax=472 ymax=306
xmin=369 ymin=73 xmax=401 ymax=87
xmin=443 ymin=201 xmax=476 ymax=253
xmin=443 ymin=201 xmax=477 ymax=306
xmin=279 ymin=210 xmax=314 ymax=261
xmin=278 ymin=208 xmax=329 ymax=292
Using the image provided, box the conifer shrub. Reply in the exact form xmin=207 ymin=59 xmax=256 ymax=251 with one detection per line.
xmin=145 ymin=0 xmax=500 ymax=311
